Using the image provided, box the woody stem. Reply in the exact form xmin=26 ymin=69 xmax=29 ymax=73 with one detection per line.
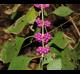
xmin=41 ymin=4 xmax=45 ymax=48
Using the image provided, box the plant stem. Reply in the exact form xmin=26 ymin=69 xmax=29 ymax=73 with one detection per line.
xmin=45 ymin=26 xmax=48 ymax=32
xmin=41 ymin=4 xmax=45 ymax=47
xmin=22 ymin=42 xmax=32 ymax=48
xmin=25 ymin=36 xmax=34 ymax=40
xmin=40 ymin=54 xmax=44 ymax=67
xmin=40 ymin=4 xmax=45 ymax=67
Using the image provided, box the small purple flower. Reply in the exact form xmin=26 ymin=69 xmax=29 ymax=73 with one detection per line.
xmin=34 ymin=4 xmax=50 ymax=9
xmin=44 ymin=20 xmax=51 ymax=27
xmin=44 ymin=32 xmax=52 ymax=43
xmin=34 ymin=32 xmax=42 ymax=42
xmin=36 ymin=46 xmax=50 ymax=55
xmin=36 ymin=18 xmax=51 ymax=28
xmin=34 ymin=4 xmax=41 ymax=8
xmin=35 ymin=18 xmax=43 ymax=28
xmin=34 ymin=32 xmax=52 ymax=43
xmin=44 ymin=4 xmax=50 ymax=8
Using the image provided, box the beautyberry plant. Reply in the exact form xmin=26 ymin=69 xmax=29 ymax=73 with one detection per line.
xmin=0 ymin=4 xmax=78 ymax=70
xmin=34 ymin=4 xmax=52 ymax=56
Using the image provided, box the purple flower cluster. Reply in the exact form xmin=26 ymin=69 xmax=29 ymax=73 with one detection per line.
xmin=36 ymin=18 xmax=51 ymax=28
xmin=34 ymin=32 xmax=52 ymax=43
xmin=33 ymin=4 xmax=52 ymax=55
xmin=36 ymin=46 xmax=50 ymax=54
xmin=34 ymin=4 xmax=50 ymax=9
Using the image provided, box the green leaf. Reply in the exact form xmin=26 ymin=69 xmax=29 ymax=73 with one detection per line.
xmin=8 ymin=55 xmax=32 ymax=70
xmin=0 ymin=36 xmax=24 ymax=63
xmin=62 ymin=59 xmax=75 ymax=70
xmin=25 ymin=7 xmax=38 ymax=24
xmin=42 ymin=53 xmax=53 ymax=65
xmin=48 ymin=31 xmax=71 ymax=49
xmin=42 ymin=53 xmax=62 ymax=70
xmin=7 ymin=15 xmax=27 ymax=34
xmin=44 ymin=10 xmax=48 ymax=16
xmin=47 ymin=58 xmax=62 ymax=70
xmin=61 ymin=47 xmax=76 ymax=70
xmin=6 ymin=7 xmax=38 ymax=34
xmin=53 ymin=6 xmax=73 ymax=17
xmin=51 ymin=47 xmax=60 ymax=57
xmin=51 ymin=47 xmax=60 ymax=55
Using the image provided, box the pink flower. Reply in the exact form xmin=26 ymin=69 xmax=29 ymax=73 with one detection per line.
xmin=34 ymin=32 xmax=52 ymax=43
xmin=34 ymin=32 xmax=42 ymax=42
xmin=44 ymin=20 xmax=51 ymax=27
xmin=44 ymin=32 xmax=52 ymax=43
xmin=34 ymin=4 xmax=50 ymax=9
xmin=35 ymin=18 xmax=43 ymax=28
xmin=36 ymin=46 xmax=50 ymax=55
xmin=36 ymin=18 xmax=51 ymax=28
xmin=34 ymin=4 xmax=41 ymax=8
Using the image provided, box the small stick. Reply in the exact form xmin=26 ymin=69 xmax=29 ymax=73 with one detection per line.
xmin=40 ymin=54 xmax=44 ymax=67
xmin=49 ymin=15 xmax=80 ymax=33
xmin=69 ymin=16 xmax=80 ymax=37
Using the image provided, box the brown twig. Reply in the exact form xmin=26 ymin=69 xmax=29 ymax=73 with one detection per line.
xmin=73 ymin=39 xmax=80 ymax=49
xmin=49 ymin=14 xmax=80 ymax=33
xmin=69 ymin=16 xmax=80 ymax=37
